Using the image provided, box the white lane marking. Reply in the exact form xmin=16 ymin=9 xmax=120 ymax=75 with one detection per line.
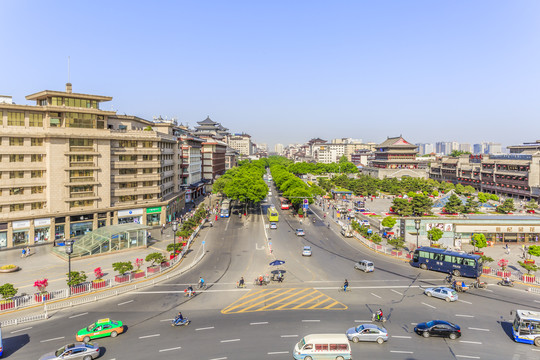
xmin=355 ymin=320 xmax=373 ymax=322
xmin=221 ymin=339 xmax=240 ymax=343
xmin=281 ymin=335 xmax=298 ymax=338
xmin=268 ymin=351 xmax=289 ymax=355
xmin=159 ymin=346 xmax=182 ymax=352
xmin=250 ymin=322 xmax=268 ymax=325
xmin=390 ymin=350 xmax=414 ymax=354
xmin=392 ymin=335 xmax=412 ymax=339
xmin=40 ymin=336 xmax=65 ymax=343
xmin=468 ymin=327 xmax=490 ymax=332
xmin=160 ymin=319 xmax=174 ymax=322
xmin=458 ymin=299 xmax=472 ymax=304
xmin=314 ymin=285 xmax=422 ymax=290
xmin=10 ymin=326 xmax=32 ymax=333
xmin=209 ymin=357 xmax=228 ymax=360
xmin=302 ymin=320 xmax=320 ymax=322
xmin=534 ymin=300 xmax=540 ymax=303
xmin=132 ymin=289 xmax=249 ymax=294
xmin=139 ymin=334 xmax=160 ymax=339
xmin=455 ymin=314 xmax=474 ymax=318
xmin=371 ymin=292 xmax=382 ymax=299
xmin=411 ymin=323 xmax=418 ymax=325
xmin=118 ymin=299 xmax=134 ymax=306
xmin=531 ymin=348 xmax=540 ymax=352
xmin=455 ymin=356 xmax=480 ymax=359
xmin=391 ymin=289 xmax=403 ymax=296
xmin=484 ymin=289 xmax=493 ymax=292
xmin=196 ymin=326 xmax=215 ymax=331
xmin=421 ymin=302 xmax=436 ymax=309
xmin=69 ymin=312 xmax=88 ymax=319
xmin=460 ymin=340 xmax=482 ymax=344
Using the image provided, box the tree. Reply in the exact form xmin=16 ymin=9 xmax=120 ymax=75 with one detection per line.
xmin=167 ymin=243 xmax=183 ymax=254
xmin=370 ymin=233 xmax=382 ymax=244
xmin=427 ymin=228 xmax=443 ymax=244
xmin=497 ymin=198 xmax=515 ymax=214
xmin=450 ymin=150 xmax=470 ymax=157
xmin=66 ymin=271 xmax=87 ymax=286
xmin=518 ymin=261 xmax=539 ymax=275
xmin=480 ymin=255 xmax=494 ymax=266
xmin=455 ymin=184 xmax=465 ymax=195
xmin=489 ymin=194 xmax=499 ymax=201
xmin=527 ymin=245 xmax=540 ymax=260
xmin=0 ymin=283 xmax=18 ymax=300
xmin=431 ymin=190 xmax=439 ymax=197
xmin=387 ymin=237 xmax=405 ymax=250
xmin=477 ymin=192 xmax=488 ymax=204
xmin=381 ymin=217 xmax=397 ymax=229
xmin=461 ymin=197 xmax=479 ymax=214
xmin=525 ymin=199 xmax=538 ymax=211
xmin=444 ymin=194 xmax=463 ymax=214
xmin=112 ymin=261 xmax=133 ymax=275
xmin=391 ymin=198 xmax=412 ymax=216
xmin=410 ymin=194 xmax=433 ymax=216
xmin=472 ymin=233 xmax=487 ymax=252
xmin=463 ymin=185 xmax=475 ymax=196
xmin=145 ymin=252 xmax=165 ymax=266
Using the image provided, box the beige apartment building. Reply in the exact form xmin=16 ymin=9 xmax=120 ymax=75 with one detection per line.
xmin=0 ymin=84 xmax=187 ymax=249
xmin=227 ymin=133 xmax=253 ymax=156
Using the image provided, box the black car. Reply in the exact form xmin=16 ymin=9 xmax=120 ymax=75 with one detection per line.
xmin=414 ymin=320 xmax=461 ymax=339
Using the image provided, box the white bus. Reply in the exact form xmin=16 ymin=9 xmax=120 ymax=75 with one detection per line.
xmin=220 ymin=199 xmax=231 ymax=218
xmin=293 ymin=334 xmax=351 ymax=360
xmin=511 ymin=309 xmax=540 ymax=346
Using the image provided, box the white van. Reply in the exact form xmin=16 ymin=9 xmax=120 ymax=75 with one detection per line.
xmin=293 ymin=333 xmax=352 ymax=360
xmin=354 ymin=260 xmax=374 ymax=272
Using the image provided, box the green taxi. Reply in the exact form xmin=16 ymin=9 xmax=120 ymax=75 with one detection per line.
xmin=76 ymin=318 xmax=124 ymax=342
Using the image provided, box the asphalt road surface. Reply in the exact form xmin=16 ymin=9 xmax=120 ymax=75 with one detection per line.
xmin=3 ymin=179 xmax=540 ymax=359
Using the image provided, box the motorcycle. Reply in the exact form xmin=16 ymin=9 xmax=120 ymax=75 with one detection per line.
xmin=445 ymin=274 xmax=454 ymax=285
xmin=498 ymin=280 xmax=514 ymax=287
xmin=171 ymin=318 xmax=191 ymax=327
xmin=371 ymin=313 xmax=387 ymax=323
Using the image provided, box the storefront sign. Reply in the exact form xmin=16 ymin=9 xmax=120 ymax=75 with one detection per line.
xmin=118 ymin=208 xmax=143 ymax=217
xmin=34 ymin=218 xmax=51 ymax=227
xmin=12 ymin=220 xmax=31 ymax=230
xmin=146 ymin=206 xmax=162 ymax=214
xmin=426 ymin=223 xmax=453 ymax=232
xmin=456 ymin=225 xmax=539 ymax=233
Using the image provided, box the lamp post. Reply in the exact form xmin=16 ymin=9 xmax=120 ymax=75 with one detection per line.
xmin=172 ymin=221 xmax=178 ymax=260
xmin=414 ymin=218 xmax=421 ymax=249
xmin=65 ymin=238 xmax=74 ymax=296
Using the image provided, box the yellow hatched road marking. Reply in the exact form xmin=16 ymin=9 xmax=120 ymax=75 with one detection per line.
xmin=323 ymin=300 xmax=341 ymax=309
xmin=239 ymin=288 xmax=297 ymax=312
xmin=259 ymin=288 xmax=310 ymax=310
xmin=274 ymin=290 xmax=319 ymax=310
xmin=307 ymin=297 xmax=332 ymax=309
xmin=292 ymin=293 xmax=325 ymax=309
xmin=222 ymin=288 xmax=281 ymax=313
xmin=236 ymin=288 xmax=268 ymax=301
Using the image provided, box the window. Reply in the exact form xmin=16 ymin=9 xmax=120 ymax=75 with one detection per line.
xmin=142 ymin=141 xmax=153 ymax=148
xmin=10 ymin=171 xmax=24 ymax=179
xmin=51 ymin=97 xmax=63 ymax=106
xmin=463 ymin=259 xmax=475 ymax=267
xmin=70 ymin=185 xmax=93 ymax=193
xmin=7 ymin=112 xmax=24 ymax=126
xmin=31 ymin=138 xmax=44 ymax=146
xmin=10 ymin=204 xmax=24 ymax=212
xmin=119 ymin=195 xmax=137 ymax=202
xmin=142 ymin=168 xmax=153 ymax=174
xmin=31 ymin=154 xmax=44 ymax=162
xmin=31 ymin=202 xmax=44 ymax=210
xmin=119 ymin=168 xmax=137 ymax=175
xmin=10 ymin=154 xmax=24 ymax=162
xmin=70 ymin=200 xmax=94 ymax=208
xmin=142 ymin=155 xmax=153 ymax=161
xmin=119 ymin=182 xmax=137 ymax=188
xmin=10 ymin=187 xmax=24 ymax=195
xmin=70 ymin=170 xmax=93 ymax=178
xmin=9 ymin=137 xmax=24 ymax=146
xmin=119 ymin=155 xmax=137 ymax=161
xmin=315 ymin=344 xmax=328 ymax=351
xmin=29 ymin=113 xmax=43 ymax=127
xmin=31 ymin=170 xmax=44 ymax=178
xmin=32 ymin=186 xmax=44 ymax=194
xmin=143 ymin=194 xmax=153 ymax=200
xmin=119 ymin=140 xmax=137 ymax=148
xmin=142 ymin=181 xmax=153 ymax=186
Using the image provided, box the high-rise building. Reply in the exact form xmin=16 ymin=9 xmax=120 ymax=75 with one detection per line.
xmin=459 ymin=143 xmax=472 ymax=153
xmin=274 ymin=143 xmax=284 ymax=155
xmin=227 ymin=133 xmax=253 ymax=156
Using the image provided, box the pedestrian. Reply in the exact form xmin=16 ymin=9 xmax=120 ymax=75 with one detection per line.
xmin=505 ymin=244 xmax=510 ymax=255
xmin=21 ymin=248 xmax=26 ymax=258
xmin=25 ymin=246 xmax=30 ymax=257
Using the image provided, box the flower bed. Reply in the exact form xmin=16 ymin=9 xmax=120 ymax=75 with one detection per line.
xmin=132 ymin=271 xmax=145 ymax=279
xmin=34 ymin=293 xmax=52 ymax=302
xmin=524 ymin=259 xmax=536 ymax=264
xmin=0 ymin=265 xmax=20 ymax=273
xmin=482 ymin=267 xmax=491 ymax=275
xmin=115 ymin=274 xmax=130 ymax=283
xmin=522 ymin=274 xmax=536 ymax=283
xmin=160 ymin=261 xmax=170 ymax=268
xmin=147 ymin=266 xmax=160 ymax=274
xmin=92 ymin=280 xmax=107 ymax=289
xmin=497 ymin=270 xmax=511 ymax=277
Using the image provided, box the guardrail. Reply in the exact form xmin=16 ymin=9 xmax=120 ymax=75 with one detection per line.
xmin=0 ymin=221 xmax=206 ymax=316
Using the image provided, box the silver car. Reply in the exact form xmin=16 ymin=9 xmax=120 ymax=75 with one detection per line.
xmin=424 ymin=287 xmax=458 ymax=302
xmin=39 ymin=342 xmax=100 ymax=360
xmin=346 ymin=323 xmax=388 ymax=344
xmin=302 ymin=246 xmax=312 ymax=256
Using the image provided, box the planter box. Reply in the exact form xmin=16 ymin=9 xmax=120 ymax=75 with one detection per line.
xmin=147 ymin=266 xmax=160 ymax=274
xmin=376 ymin=245 xmax=383 ymax=250
xmin=34 ymin=293 xmax=52 ymax=302
xmin=473 ymin=252 xmax=484 ymax=256
xmin=406 ymin=253 xmax=413 ymax=259
xmin=430 ymin=244 xmax=441 ymax=248
xmin=391 ymin=250 xmax=403 ymax=256
xmin=0 ymin=301 xmax=15 ymax=311
xmin=115 ymin=275 xmax=130 ymax=283
xmin=298 ymin=214 xmax=304 ymax=218
xmin=160 ymin=261 xmax=170 ymax=268
xmin=497 ymin=270 xmax=511 ymax=277
xmin=522 ymin=274 xmax=536 ymax=283
xmin=524 ymin=259 xmax=536 ymax=264
xmin=71 ymin=285 xmax=87 ymax=294
xmin=482 ymin=267 xmax=491 ymax=275
xmin=92 ymin=280 xmax=107 ymax=289
xmin=132 ymin=271 xmax=145 ymax=279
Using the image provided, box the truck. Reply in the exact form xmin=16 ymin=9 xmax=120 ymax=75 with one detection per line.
xmin=340 ymin=224 xmax=354 ymax=238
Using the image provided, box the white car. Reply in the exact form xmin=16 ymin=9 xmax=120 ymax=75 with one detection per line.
xmin=295 ymin=229 xmax=305 ymax=236
xmin=424 ymin=287 xmax=458 ymax=302
xmin=354 ymin=260 xmax=374 ymax=272
xmin=302 ymin=246 xmax=312 ymax=256
xmin=270 ymin=222 xmax=277 ymax=229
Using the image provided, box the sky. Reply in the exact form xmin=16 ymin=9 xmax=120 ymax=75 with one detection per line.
xmin=2 ymin=1 xmax=540 ymax=150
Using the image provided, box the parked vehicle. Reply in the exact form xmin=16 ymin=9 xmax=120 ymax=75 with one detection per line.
xmin=424 ymin=287 xmax=458 ymax=302
xmin=411 ymin=247 xmax=482 ymax=278
xmin=340 ymin=225 xmax=354 ymax=237
xmin=295 ymin=229 xmax=305 ymax=236
xmin=293 ymin=334 xmax=351 ymax=360
xmin=346 ymin=323 xmax=388 ymax=344
xmin=354 ymin=260 xmax=374 ymax=273
xmin=414 ymin=320 xmax=461 ymax=340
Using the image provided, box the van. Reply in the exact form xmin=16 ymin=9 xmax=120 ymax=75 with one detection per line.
xmin=340 ymin=225 xmax=353 ymax=238
xmin=354 ymin=260 xmax=374 ymax=273
xmin=293 ymin=333 xmax=351 ymax=360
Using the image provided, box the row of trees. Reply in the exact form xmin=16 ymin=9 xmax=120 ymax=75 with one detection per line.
xmin=269 ymin=162 xmax=325 ymax=209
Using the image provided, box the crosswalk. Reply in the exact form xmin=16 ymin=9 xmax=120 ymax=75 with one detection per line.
xmin=221 ymin=288 xmax=347 ymax=314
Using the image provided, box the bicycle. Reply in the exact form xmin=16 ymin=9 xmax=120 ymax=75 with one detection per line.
xmin=197 ymin=282 xmax=207 ymax=290
xmin=338 ymin=287 xmax=351 ymax=293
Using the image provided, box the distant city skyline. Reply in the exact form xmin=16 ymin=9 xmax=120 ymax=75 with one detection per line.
xmin=3 ymin=1 xmax=540 ymax=149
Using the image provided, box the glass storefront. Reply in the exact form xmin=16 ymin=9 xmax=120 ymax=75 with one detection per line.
xmin=34 ymin=227 xmax=50 ymax=243
xmin=98 ymin=219 xmax=107 ymax=228
xmin=0 ymin=232 xmax=7 ymax=248
xmin=13 ymin=230 xmax=29 ymax=245
xmin=55 ymin=224 xmax=65 ymax=240
xmin=146 ymin=213 xmax=160 ymax=226
xmin=70 ymin=221 xmax=93 ymax=237
xmin=118 ymin=216 xmax=142 ymax=224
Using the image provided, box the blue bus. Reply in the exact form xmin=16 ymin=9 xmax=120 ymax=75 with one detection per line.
xmin=411 ymin=247 xmax=482 ymax=278
xmin=511 ymin=309 xmax=540 ymax=346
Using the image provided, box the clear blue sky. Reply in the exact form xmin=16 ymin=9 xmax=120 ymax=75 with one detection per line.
xmin=3 ymin=1 xmax=540 ymax=150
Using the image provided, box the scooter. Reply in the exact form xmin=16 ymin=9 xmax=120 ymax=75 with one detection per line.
xmin=171 ymin=318 xmax=191 ymax=327
xmin=371 ymin=313 xmax=387 ymax=323
xmin=498 ymin=279 xmax=514 ymax=287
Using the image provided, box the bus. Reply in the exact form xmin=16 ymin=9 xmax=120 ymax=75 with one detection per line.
xmin=220 ymin=199 xmax=231 ymax=218
xmin=511 ymin=310 xmax=540 ymax=346
xmin=267 ymin=206 xmax=279 ymax=222
xmin=411 ymin=247 xmax=482 ymax=278
xmin=280 ymin=197 xmax=290 ymax=210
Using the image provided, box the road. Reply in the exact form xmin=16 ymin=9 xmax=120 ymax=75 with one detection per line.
xmin=3 ymin=179 xmax=540 ymax=359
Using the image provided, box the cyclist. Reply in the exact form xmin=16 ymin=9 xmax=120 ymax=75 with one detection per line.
xmin=198 ymin=277 xmax=205 ymax=289
xmin=174 ymin=311 xmax=185 ymax=325
xmin=343 ymin=279 xmax=349 ymax=292
xmin=238 ymin=277 xmax=245 ymax=288
xmin=187 ymin=285 xmax=194 ymax=297
xmin=376 ymin=309 xmax=383 ymax=321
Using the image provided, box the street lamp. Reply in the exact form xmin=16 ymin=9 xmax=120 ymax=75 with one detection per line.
xmin=172 ymin=221 xmax=178 ymax=260
xmin=65 ymin=238 xmax=74 ymax=296
xmin=414 ymin=218 xmax=421 ymax=249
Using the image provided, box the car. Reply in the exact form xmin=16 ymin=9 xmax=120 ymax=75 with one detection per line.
xmin=346 ymin=323 xmax=388 ymax=344
xmin=424 ymin=287 xmax=458 ymax=302
xmin=295 ymin=229 xmax=305 ymax=236
xmin=302 ymin=246 xmax=312 ymax=256
xmin=76 ymin=318 xmax=125 ymax=342
xmin=39 ymin=342 xmax=101 ymax=360
xmin=361 ymin=220 xmax=370 ymax=226
xmin=354 ymin=260 xmax=374 ymax=272
xmin=527 ymin=209 xmax=536 ymax=214
xmin=414 ymin=320 xmax=461 ymax=339
xmin=270 ymin=222 xmax=277 ymax=229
